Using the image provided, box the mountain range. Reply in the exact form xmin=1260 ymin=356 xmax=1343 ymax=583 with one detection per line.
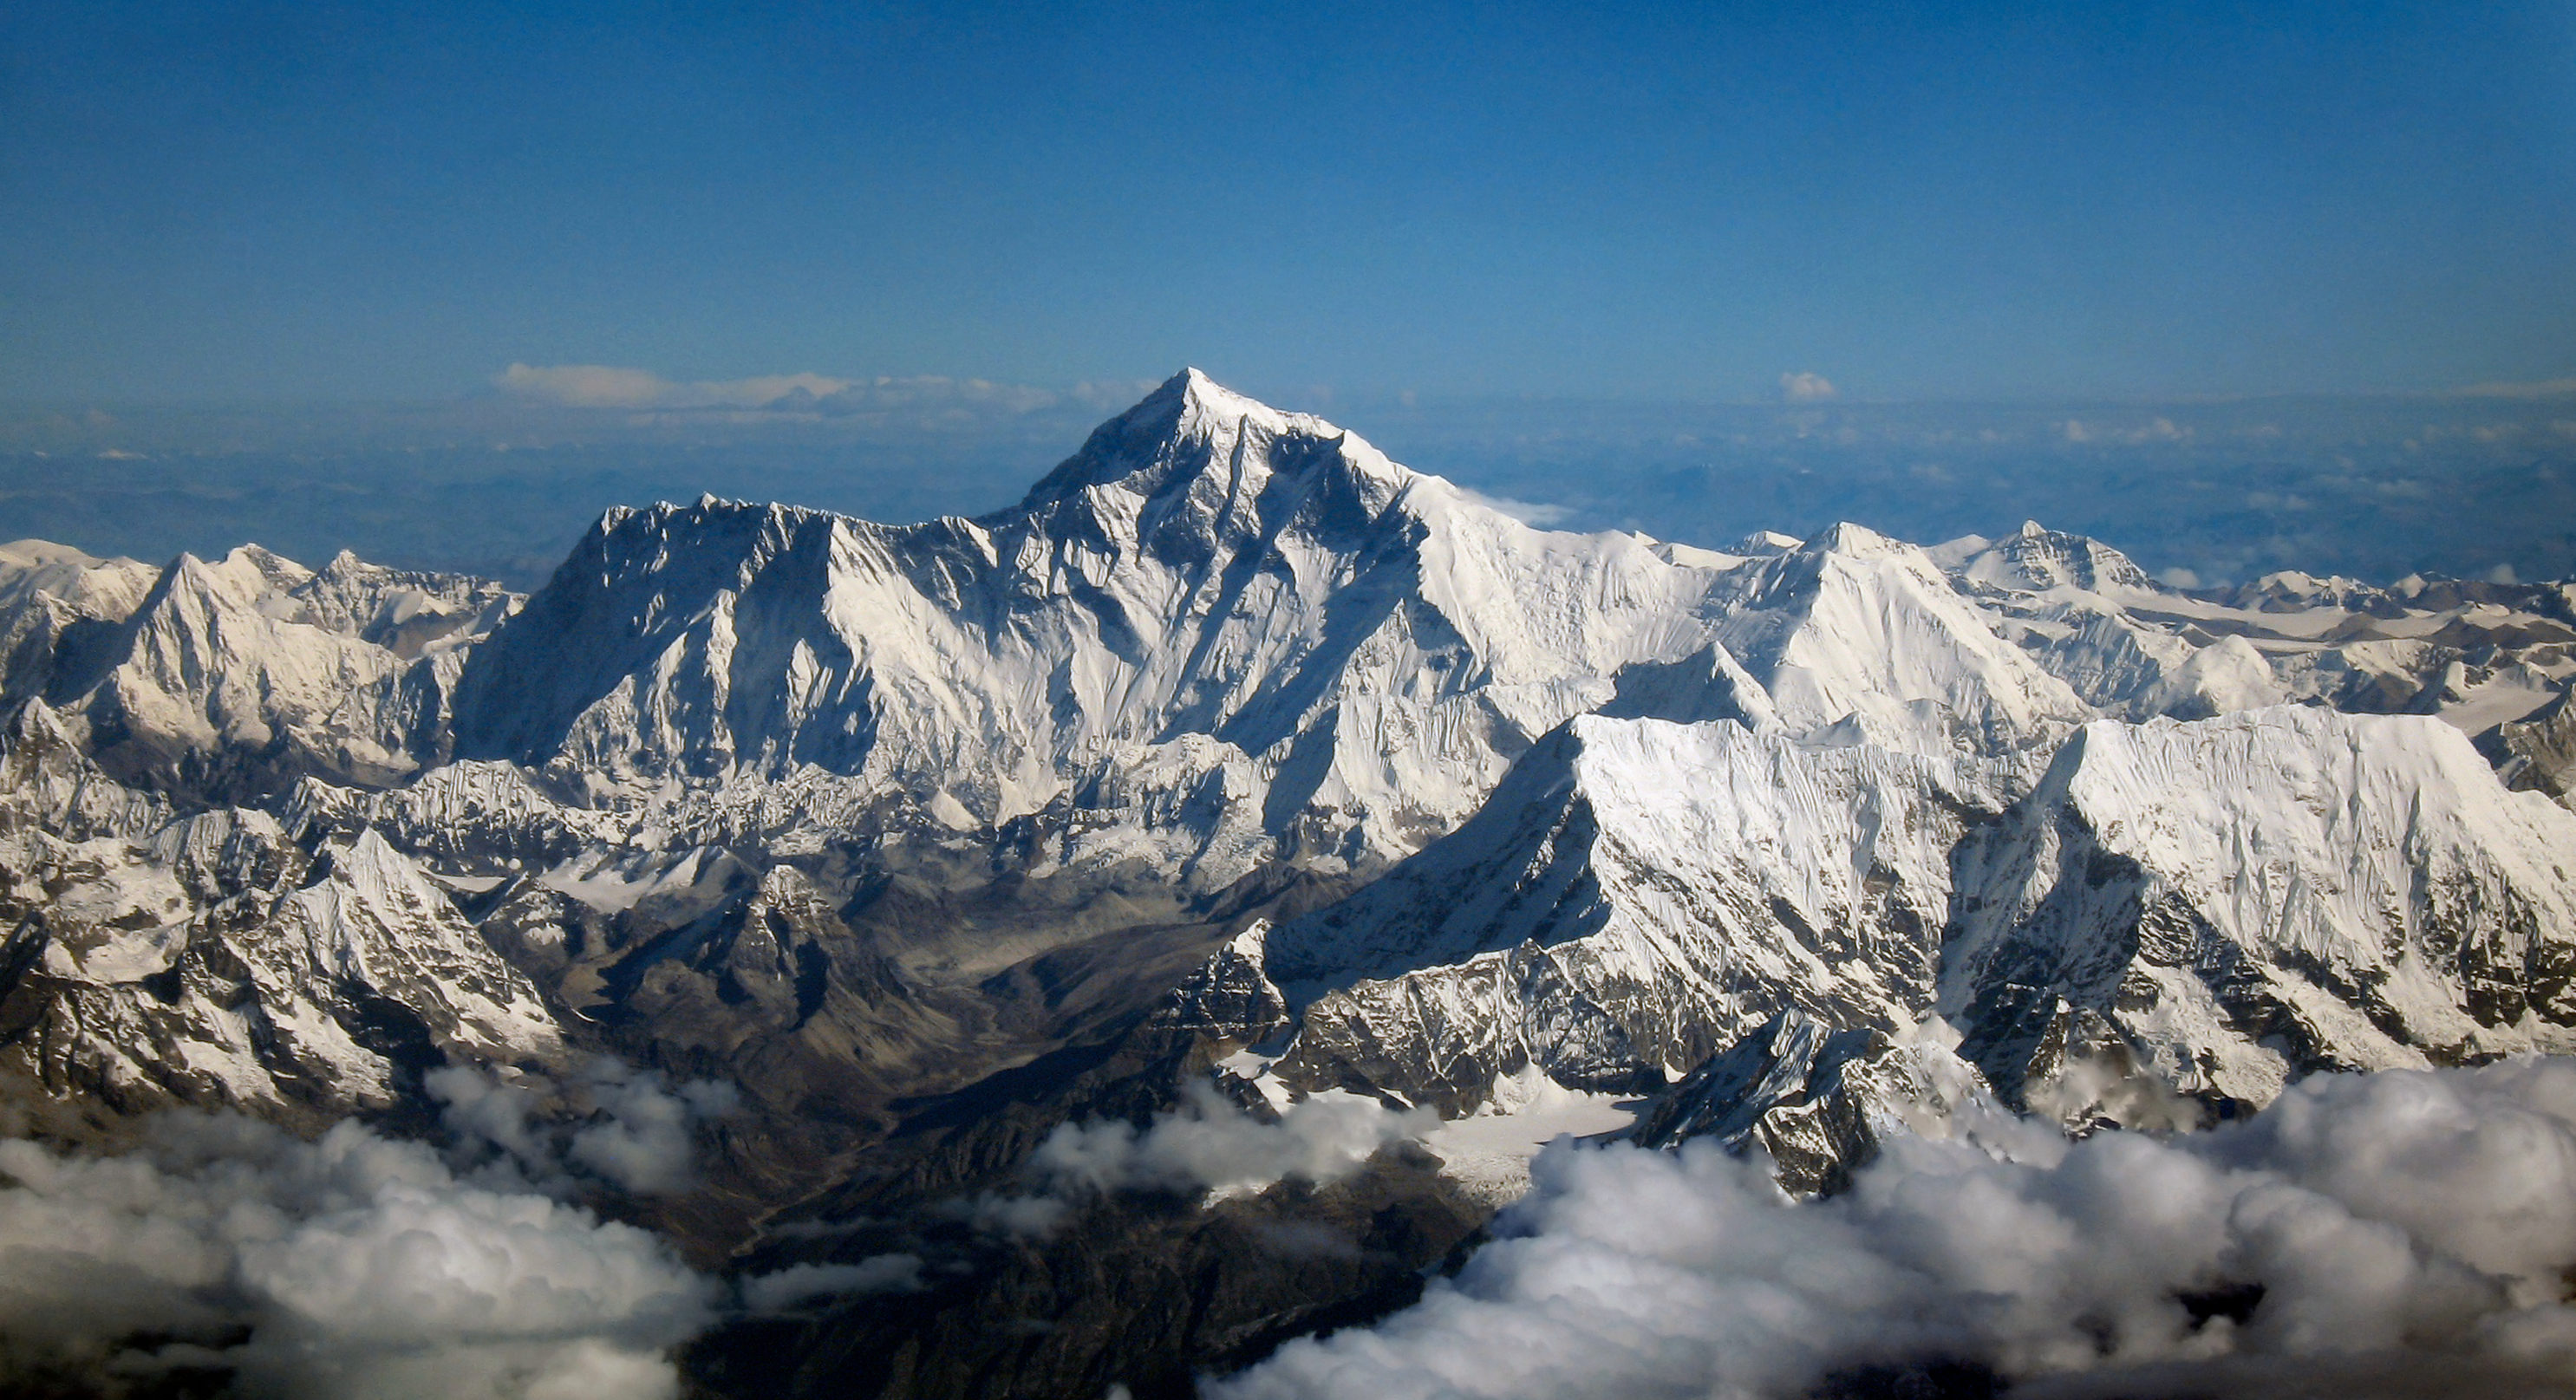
xmin=2 ymin=370 xmax=2573 ymax=1398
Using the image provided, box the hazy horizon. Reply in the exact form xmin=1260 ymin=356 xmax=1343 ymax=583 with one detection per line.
xmin=4 ymin=369 xmax=2572 ymax=593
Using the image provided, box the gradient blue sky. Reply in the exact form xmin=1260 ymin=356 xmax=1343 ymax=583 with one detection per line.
xmin=5 ymin=1 xmax=2573 ymax=404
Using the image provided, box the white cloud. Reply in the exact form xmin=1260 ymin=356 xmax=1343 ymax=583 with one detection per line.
xmin=1454 ymin=485 xmax=1575 ymax=528
xmin=0 ymin=1114 xmax=715 ymax=1399
xmin=2454 ymin=378 xmax=2576 ymax=400
xmin=1214 ymin=1060 xmax=2576 ymax=1400
xmin=739 ymin=1255 xmax=925 ymax=1314
xmin=428 ymin=1058 xmax=738 ymax=1196
xmin=497 ymin=363 xmax=695 ymax=409
xmin=496 ymin=363 xmax=852 ymax=410
xmin=2155 ymin=566 xmax=2201 ymax=590
xmin=1780 ymin=371 xmax=1837 ymax=403
xmin=2063 ymin=416 xmax=2190 ymax=446
xmin=956 ymin=1085 xmax=1434 ymax=1237
xmin=568 ymin=1064 xmax=741 ymax=1195
xmin=1034 ymin=1086 xmax=1434 ymax=1199
xmin=494 ymin=363 xmax=1093 ymax=418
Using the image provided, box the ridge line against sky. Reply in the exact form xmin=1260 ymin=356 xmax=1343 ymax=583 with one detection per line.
xmin=5 ymin=1 xmax=2574 ymax=405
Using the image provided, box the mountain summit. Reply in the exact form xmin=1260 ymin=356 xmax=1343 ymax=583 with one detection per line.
xmin=1014 ymin=367 xmax=1414 ymax=518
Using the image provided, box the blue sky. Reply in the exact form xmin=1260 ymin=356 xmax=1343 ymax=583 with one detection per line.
xmin=4 ymin=1 xmax=2573 ymax=404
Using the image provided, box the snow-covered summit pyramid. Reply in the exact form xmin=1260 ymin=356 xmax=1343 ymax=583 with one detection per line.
xmin=1953 ymin=519 xmax=2160 ymax=596
xmin=1013 ymin=367 xmax=1415 ymax=522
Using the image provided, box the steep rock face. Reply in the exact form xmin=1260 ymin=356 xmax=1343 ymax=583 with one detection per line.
xmin=1944 ymin=706 xmax=2576 ymax=1114
xmin=453 ymin=370 xmax=1765 ymax=872
xmin=1214 ymin=714 xmax=2005 ymax=1114
xmin=1632 ymin=1008 xmax=1995 ymax=1195
xmin=2482 ymin=687 xmax=2576 ymax=811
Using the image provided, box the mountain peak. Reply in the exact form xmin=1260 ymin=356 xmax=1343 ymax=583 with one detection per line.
xmin=1012 ymin=369 xmax=1410 ymax=519
xmin=1803 ymin=521 xmax=1903 ymax=557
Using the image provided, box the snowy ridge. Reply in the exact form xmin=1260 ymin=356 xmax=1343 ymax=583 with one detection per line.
xmin=0 ymin=540 xmax=161 ymax=713
xmin=1203 ymin=713 xmax=2005 ymax=1114
xmin=1945 ymin=522 xmax=2284 ymax=720
xmin=0 ymin=701 xmax=171 ymax=841
xmin=1199 ymin=701 xmax=2576 ymax=1188
xmin=10 ymin=544 xmax=522 ymax=801
xmin=1946 ymin=705 xmax=2576 ymax=1113
xmin=1948 ymin=521 xmax=2576 ymax=740
xmin=0 ymin=538 xmax=159 ymax=621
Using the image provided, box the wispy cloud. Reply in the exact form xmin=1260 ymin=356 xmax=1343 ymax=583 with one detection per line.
xmin=1780 ymin=371 xmax=1837 ymax=403
xmin=740 ymin=1256 xmax=926 ymax=1315
xmin=2451 ymin=378 xmax=2576 ymax=400
xmin=950 ymin=1085 xmax=1435 ymax=1240
xmin=497 ymin=363 xmax=852 ymax=410
xmin=494 ymin=363 xmax=1123 ymax=417
xmin=1456 ymin=485 xmax=1575 ymax=528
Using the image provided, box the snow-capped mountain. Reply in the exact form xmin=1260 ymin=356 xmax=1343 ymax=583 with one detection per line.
xmin=0 ymin=703 xmax=558 ymax=1129
xmin=447 ymin=370 xmax=1731 ymax=867
xmin=8 ymin=541 xmax=515 ymax=803
xmin=1705 ymin=522 xmax=2093 ymax=748
xmin=1947 ymin=520 xmax=2576 ymax=748
xmin=2 ymin=372 xmax=2574 ymax=1399
xmin=1198 ymin=700 xmax=2576 ymax=1144
xmin=1945 ymin=705 xmax=2576 ymax=1115
xmin=442 ymin=370 xmax=2097 ymax=892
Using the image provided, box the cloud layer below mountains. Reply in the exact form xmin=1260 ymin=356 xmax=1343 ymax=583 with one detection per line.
xmin=0 ymin=1116 xmax=713 ymax=1400
xmin=1215 ymin=1060 xmax=2576 ymax=1400
xmin=0 ymin=1063 xmax=740 ymax=1400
